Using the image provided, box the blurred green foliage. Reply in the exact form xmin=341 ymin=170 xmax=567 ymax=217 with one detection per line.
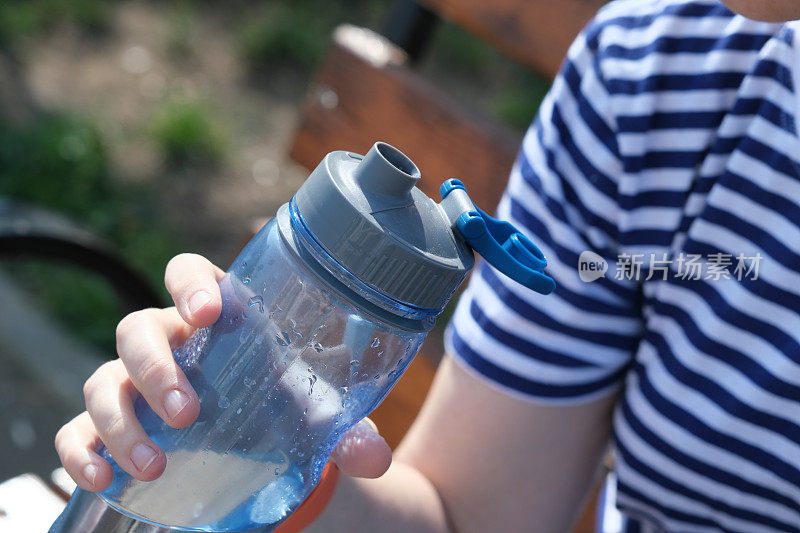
xmin=493 ymin=71 xmax=551 ymax=131
xmin=432 ymin=23 xmax=497 ymax=75
xmin=151 ymin=95 xmax=227 ymax=166
xmin=3 ymin=260 xmax=123 ymax=353
xmin=235 ymin=0 xmax=390 ymax=75
xmin=0 ymin=0 xmax=109 ymax=48
xmin=0 ymin=114 xmax=178 ymax=353
xmin=425 ymin=22 xmax=550 ymax=131
xmin=237 ymin=3 xmax=330 ymax=71
xmin=0 ymin=114 xmax=110 ymax=217
xmin=167 ymin=1 xmax=196 ymax=60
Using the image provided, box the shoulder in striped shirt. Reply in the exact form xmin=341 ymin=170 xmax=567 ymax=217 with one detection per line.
xmin=447 ymin=1 xmax=800 ymax=531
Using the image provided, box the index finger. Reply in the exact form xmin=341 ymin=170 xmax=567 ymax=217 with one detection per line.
xmin=116 ymin=308 xmax=200 ymax=428
xmin=165 ymin=253 xmax=225 ymax=328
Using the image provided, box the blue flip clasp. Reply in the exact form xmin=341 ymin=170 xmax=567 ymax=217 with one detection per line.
xmin=439 ymin=179 xmax=556 ymax=295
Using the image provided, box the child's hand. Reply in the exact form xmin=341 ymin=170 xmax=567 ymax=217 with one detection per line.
xmin=54 ymin=253 xmax=392 ymax=491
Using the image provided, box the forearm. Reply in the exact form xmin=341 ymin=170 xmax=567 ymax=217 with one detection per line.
xmin=305 ymin=461 xmax=451 ymax=533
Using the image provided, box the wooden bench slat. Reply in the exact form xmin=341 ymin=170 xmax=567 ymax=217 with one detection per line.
xmin=290 ymin=24 xmax=520 ymax=211
xmin=417 ymin=0 xmax=607 ymax=78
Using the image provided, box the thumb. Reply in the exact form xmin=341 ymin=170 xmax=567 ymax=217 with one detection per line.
xmin=331 ymin=418 xmax=392 ymax=478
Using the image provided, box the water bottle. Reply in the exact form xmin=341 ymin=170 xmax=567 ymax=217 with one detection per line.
xmin=50 ymin=142 xmax=555 ymax=532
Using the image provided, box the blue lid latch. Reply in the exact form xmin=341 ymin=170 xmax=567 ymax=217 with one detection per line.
xmin=439 ymin=178 xmax=556 ymax=295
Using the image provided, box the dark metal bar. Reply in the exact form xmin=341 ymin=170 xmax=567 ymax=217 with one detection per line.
xmin=0 ymin=199 xmax=165 ymax=313
xmin=381 ymin=0 xmax=440 ymax=63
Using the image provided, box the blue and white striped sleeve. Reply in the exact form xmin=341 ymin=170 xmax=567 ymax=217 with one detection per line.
xmin=445 ymin=18 xmax=644 ymax=404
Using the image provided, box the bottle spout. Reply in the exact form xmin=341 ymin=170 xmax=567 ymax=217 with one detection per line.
xmin=351 ymin=142 xmax=420 ymax=198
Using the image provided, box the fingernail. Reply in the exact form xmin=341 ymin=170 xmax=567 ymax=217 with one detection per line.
xmin=164 ymin=389 xmax=190 ymax=420
xmin=83 ymin=463 xmax=98 ymax=486
xmin=188 ymin=291 xmax=212 ymax=315
xmin=131 ymin=443 xmax=158 ymax=472
xmin=362 ymin=418 xmax=379 ymax=433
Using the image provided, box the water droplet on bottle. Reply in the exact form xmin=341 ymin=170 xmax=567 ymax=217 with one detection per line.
xmin=371 ymin=337 xmax=380 ymax=348
xmin=298 ymin=451 xmax=305 ymax=458
xmin=376 ymin=350 xmax=384 ymax=358
xmin=236 ymin=407 xmax=242 ymax=414
xmin=388 ymin=370 xmax=398 ymax=379
xmin=248 ymin=295 xmax=264 ymax=313
xmin=339 ymin=386 xmax=348 ymax=394
xmin=313 ymin=342 xmax=324 ymax=352
xmin=349 ymin=359 xmax=360 ymax=367
xmin=241 ymin=261 xmax=247 ymax=269
xmin=396 ymin=358 xmax=405 ymax=367
xmin=361 ymin=372 xmax=368 ymax=379
xmin=308 ymin=375 xmax=317 ymax=396
xmin=275 ymin=332 xmax=292 ymax=346
xmin=374 ymin=374 xmax=380 ymax=380
xmin=303 ymin=408 xmax=308 ymax=416
xmin=242 ymin=276 xmax=251 ymax=284
xmin=274 ymin=467 xmax=281 ymax=476
xmin=218 ymin=396 xmax=230 ymax=409
xmin=289 ymin=320 xmax=302 ymax=340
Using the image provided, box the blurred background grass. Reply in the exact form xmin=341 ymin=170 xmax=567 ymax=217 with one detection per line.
xmin=0 ymin=0 xmax=550 ymax=355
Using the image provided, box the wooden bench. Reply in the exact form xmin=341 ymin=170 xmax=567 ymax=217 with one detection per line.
xmin=288 ymin=1 xmax=607 ymax=531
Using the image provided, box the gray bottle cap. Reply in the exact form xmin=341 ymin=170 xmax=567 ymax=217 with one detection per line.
xmin=293 ymin=142 xmax=474 ymax=314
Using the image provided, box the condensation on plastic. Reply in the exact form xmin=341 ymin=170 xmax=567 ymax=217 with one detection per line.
xmin=96 ymin=217 xmax=427 ymax=532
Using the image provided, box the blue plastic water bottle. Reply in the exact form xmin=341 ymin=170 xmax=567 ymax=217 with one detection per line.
xmin=51 ymin=142 xmax=554 ymax=532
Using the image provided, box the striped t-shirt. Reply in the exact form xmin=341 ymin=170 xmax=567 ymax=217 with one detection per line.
xmin=445 ymin=1 xmax=800 ymax=531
